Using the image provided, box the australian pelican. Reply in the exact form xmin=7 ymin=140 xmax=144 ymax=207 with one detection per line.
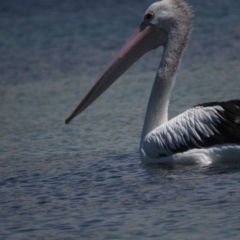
xmin=65 ymin=0 xmax=240 ymax=165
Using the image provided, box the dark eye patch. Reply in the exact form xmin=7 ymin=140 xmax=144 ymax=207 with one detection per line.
xmin=145 ymin=12 xmax=154 ymax=21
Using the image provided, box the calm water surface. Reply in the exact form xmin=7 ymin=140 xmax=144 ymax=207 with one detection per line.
xmin=1 ymin=0 xmax=240 ymax=239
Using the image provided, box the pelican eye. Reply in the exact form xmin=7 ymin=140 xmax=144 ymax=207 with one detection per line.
xmin=144 ymin=12 xmax=154 ymax=21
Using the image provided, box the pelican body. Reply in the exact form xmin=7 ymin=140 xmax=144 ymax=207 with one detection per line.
xmin=65 ymin=0 xmax=240 ymax=165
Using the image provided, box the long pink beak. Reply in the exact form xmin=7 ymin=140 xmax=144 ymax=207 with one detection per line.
xmin=65 ymin=23 xmax=166 ymax=124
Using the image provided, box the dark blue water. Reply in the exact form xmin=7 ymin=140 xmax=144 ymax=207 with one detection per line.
xmin=1 ymin=0 xmax=240 ymax=239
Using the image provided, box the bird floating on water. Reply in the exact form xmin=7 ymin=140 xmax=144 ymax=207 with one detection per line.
xmin=65 ymin=0 xmax=240 ymax=165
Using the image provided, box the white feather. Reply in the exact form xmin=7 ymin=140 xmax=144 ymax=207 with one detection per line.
xmin=141 ymin=144 xmax=240 ymax=166
xmin=141 ymin=106 xmax=224 ymax=158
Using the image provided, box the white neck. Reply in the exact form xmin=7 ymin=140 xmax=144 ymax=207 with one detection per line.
xmin=140 ymin=27 xmax=190 ymax=146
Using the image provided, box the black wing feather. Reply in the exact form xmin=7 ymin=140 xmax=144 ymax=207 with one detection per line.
xmin=167 ymin=100 xmax=240 ymax=156
xmin=194 ymin=99 xmax=240 ymax=145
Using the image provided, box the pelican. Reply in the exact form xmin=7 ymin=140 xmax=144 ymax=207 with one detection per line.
xmin=65 ymin=0 xmax=240 ymax=165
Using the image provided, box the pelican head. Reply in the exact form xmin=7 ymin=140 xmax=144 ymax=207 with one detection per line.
xmin=65 ymin=0 xmax=191 ymax=124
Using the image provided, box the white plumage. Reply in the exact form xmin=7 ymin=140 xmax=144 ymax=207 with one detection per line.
xmin=140 ymin=144 xmax=240 ymax=165
xmin=65 ymin=0 xmax=240 ymax=165
xmin=142 ymin=106 xmax=224 ymax=158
